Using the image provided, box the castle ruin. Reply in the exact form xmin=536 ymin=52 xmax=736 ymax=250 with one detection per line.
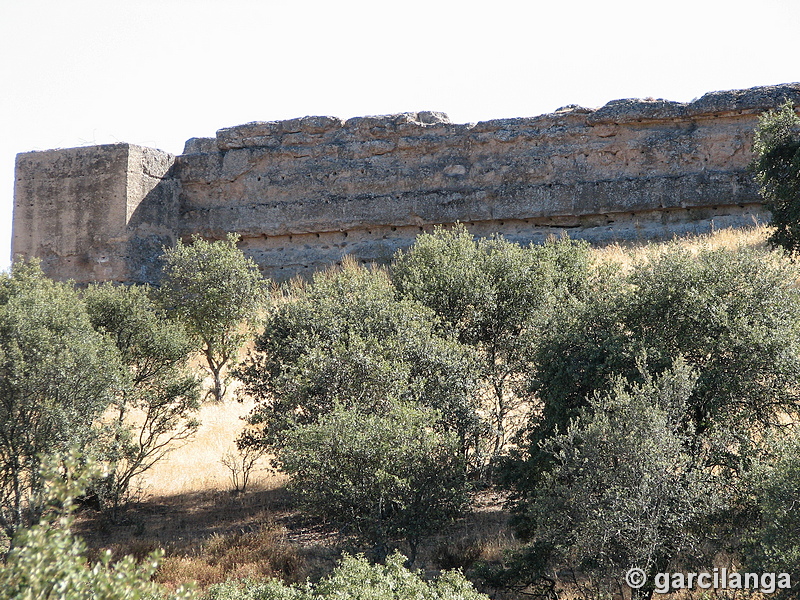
xmin=12 ymin=83 xmax=800 ymax=284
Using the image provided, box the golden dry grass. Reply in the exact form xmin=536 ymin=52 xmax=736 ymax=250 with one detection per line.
xmin=156 ymin=525 xmax=306 ymax=589
xmin=100 ymin=224 xmax=777 ymax=597
xmin=136 ymin=396 xmax=283 ymax=498
xmin=593 ymin=223 xmax=772 ymax=272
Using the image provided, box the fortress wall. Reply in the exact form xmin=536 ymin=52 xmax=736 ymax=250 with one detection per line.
xmin=13 ymin=144 xmax=132 ymax=282
xmin=174 ymin=85 xmax=800 ymax=280
xmin=12 ymin=84 xmax=800 ymax=284
xmin=12 ymin=143 xmax=175 ymax=283
xmin=124 ymin=145 xmax=179 ymax=283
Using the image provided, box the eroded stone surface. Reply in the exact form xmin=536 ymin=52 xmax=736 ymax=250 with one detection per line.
xmin=13 ymin=83 xmax=800 ymax=283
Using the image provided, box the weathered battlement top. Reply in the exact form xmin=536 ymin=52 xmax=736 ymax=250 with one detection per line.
xmin=183 ymin=84 xmax=800 ymax=155
xmin=12 ymin=83 xmax=800 ymax=284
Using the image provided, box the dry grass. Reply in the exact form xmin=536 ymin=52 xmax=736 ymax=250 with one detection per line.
xmin=156 ymin=525 xmax=306 ymax=589
xmin=77 ymin=224 xmax=779 ymax=597
xmin=426 ymin=491 xmax=521 ymax=572
xmin=593 ymin=223 xmax=772 ymax=272
xmin=136 ymin=395 xmax=279 ymax=498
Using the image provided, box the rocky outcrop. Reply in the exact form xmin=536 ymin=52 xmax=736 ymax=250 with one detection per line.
xmin=12 ymin=83 xmax=800 ymax=283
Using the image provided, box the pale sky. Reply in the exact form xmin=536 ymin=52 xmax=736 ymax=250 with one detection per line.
xmin=2 ymin=0 xmax=799 ymax=272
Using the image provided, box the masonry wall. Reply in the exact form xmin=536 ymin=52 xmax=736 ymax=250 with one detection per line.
xmin=13 ymin=144 xmax=176 ymax=283
xmin=12 ymin=83 xmax=800 ymax=284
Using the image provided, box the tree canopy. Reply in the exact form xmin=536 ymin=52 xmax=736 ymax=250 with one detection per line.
xmin=159 ymin=234 xmax=265 ymax=402
xmin=237 ymin=259 xmax=482 ymax=460
xmin=392 ymin=225 xmax=592 ymax=464
xmin=0 ymin=262 xmax=120 ymax=538
xmin=752 ymin=101 xmax=800 ymax=252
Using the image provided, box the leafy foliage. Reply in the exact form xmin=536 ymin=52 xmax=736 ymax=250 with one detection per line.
xmin=752 ymin=101 xmax=800 ymax=252
xmin=0 ymin=452 xmax=194 ymax=600
xmin=237 ymin=259 xmax=482 ymax=460
xmin=392 ymin=225 xmax=592 ymax=463
xmin=742 ymin=430 xmax=800 ymax=598
xmin=278 ymin=402 xmax=470 ymax=563
xmin=0 ymin=262 xmax=120 ymax=538
xmin=495 ymin=243 xmax=800 ymax=595
xmin=519 ymin=361 xmax=716 ymax=600
xmin=84 ymin=283 xmax=201 ymax=514
xmin=204 ymin=551 xmax=487 ymax=600
xmin=159 ymin=234 xmax=265 ymax=401
xmin=527 ymin=245 xmax=800 ymax=461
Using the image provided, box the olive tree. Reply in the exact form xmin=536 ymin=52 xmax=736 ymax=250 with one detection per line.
xmin=0 ymin=262 xmax=120 ymax=539
xmin=84 ymin=283 xmax=201 ymax=514
xmin=159 ymin=233 xmax=265 ymax=402
xmin=752 ymin=100 xmax=800 ymax=252
xmin=278 ymin=402 xmax=470 ymax=564
xmin=237 ymin=259 xmax=483 ymax=463
xmin=392 ymin=225 xmax=592 ymax=463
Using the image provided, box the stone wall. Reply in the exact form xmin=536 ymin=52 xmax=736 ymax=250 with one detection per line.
xmin=12 ymin=83 xmax=800 ymax=284
xmin=13 ymin=144 xmax=176 ymax=283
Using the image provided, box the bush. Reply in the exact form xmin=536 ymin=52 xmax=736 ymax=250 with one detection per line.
xmin=237 ymin=259 xmax=482 ymax=463
xmin=0 ymin=262 xmax=121 ymax=538
xmin=526 ymin=245 xmax=800 ymax=465
xmin=204 ymin=551 xmax=488 ymax=600
xmin=752 ymin=101 xmax=800 ymax=252
xmin=517 ymin=361 xmax=716 ymax=600
xmin=392 ymin=225 xmax=592 ymax=464
xmin=0 ymin=453 xmax=194 ymax=600
xmin=496 ymin=243 xmax=800 ymax=596
xmin=743 ymin=430 xmax=800 ymax=598
xmin=278 ymin=402 xmax=470 ymax=563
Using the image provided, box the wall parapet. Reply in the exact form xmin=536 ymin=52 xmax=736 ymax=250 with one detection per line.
xmin=12 ymin=83 xmax=800 ymax=283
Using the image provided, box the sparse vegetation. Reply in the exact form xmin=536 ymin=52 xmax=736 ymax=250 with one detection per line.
xmin=220 ymin=441 xmax=268 ymax=495
xmin=84 ymin=282 xmax=201 ymax=516
xmin=159 ymin=234 xmax=266 ymax=402
xmin=157 ymin=525 xmax=304 ymax=590
xmin=5 ymin=224 xmax=800 ymax=600
xmin=752 ymin=101 xmax=800 ymax=252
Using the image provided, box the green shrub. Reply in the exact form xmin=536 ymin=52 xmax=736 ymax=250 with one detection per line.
xmin=527 ymin=245 xmax=800 ymax=466
xmin=743 ymin=431 xmax=800 ymax=598
xmin=518 ymin=361 xmax=717 ymax=600
xmin=0 ymin=262 xmax=121 ymax=538
xmin=279 ymin=402 xmax=470 ymax=563
xmin=752 ymin=100 xmax=800 ymax=252
xmin=0 ymin=453 xmax=194 ymax=600
xmin=392 ymin=225 xmax=592 ymax=463
xmin=204 ymin=551 xmax=488 ymax=600
xmin=237 ymin=259 xmax=482 ymax=463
